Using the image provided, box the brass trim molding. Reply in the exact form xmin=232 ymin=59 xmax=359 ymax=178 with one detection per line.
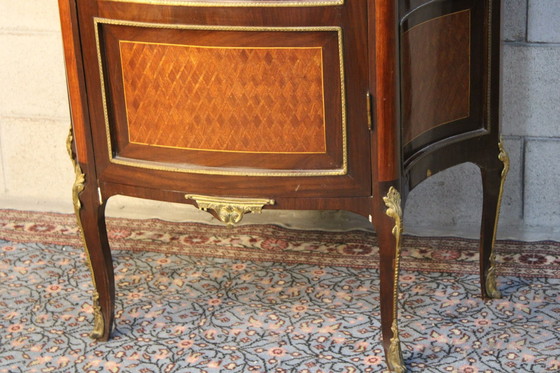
xmin=485 ymin=139 xmax=509 ymax=299
xmin=383 ymin=187 xmax=406 ymax=373
xmin=94 ymin=17 xmax=348 ymax=177
xmin=102 ymin=0 xmax=344 ymax=8
xmin=66 ymin=127 xmax=105 ymax=339
xmin=185 ymin=194 xmax=275 ymax=227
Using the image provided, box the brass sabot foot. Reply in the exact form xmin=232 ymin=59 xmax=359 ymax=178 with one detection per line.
xmin=89 ymin=292 xmax=106 ymax=340
xmin=485 ymin=266 xmax=502 ymax=299
xmin=387 ymin=320 xmax=406 ymax=373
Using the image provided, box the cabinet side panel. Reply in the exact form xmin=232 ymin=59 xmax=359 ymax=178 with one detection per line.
xmin=399 ymin=0 xmax=487 ymax=159
xmin=401 ymin=10 xmax=471 ymax=145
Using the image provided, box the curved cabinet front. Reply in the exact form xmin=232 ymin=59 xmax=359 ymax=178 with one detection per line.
xmin=76 ymin=0 xmax=371 ymax=198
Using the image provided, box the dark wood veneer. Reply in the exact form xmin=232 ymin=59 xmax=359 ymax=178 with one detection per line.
xmin=400 ymin=0 xmax=487 ymax=159
xmin=59 ymin=0 xmax=506 ymax=371
xmin=402 ymin=9 xmax=471 ymax=144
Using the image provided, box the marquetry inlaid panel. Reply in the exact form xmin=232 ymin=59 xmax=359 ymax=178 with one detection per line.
xmin=119 ymin=41 xmax=326 ymax=154
xmin=401 ymin=9 xmax=471 ymax=145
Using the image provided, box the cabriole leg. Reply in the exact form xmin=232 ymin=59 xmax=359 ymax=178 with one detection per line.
xmin=67 ymin=128 xmax=115 ymax=340
xmin=479 ymin=140 xmax=509 ymax=299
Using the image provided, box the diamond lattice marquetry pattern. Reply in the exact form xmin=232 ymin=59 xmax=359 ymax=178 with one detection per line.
xmin=119 ymin=41 xmax=327 ymax=153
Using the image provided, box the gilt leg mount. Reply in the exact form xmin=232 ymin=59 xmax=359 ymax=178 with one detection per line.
xmin=485 ymin=140 xmax=510 ymax=299
xmin=388 ymin=320 xmax=405 ymax=373
xmin=67 ymin=127 xmax=106 ymax=339
xmin=90 ymin=291 xmax=106 ymax=339
xmin=383 ymin=187 xmax=406 ymax=373
xmin=186 ymin=194 xmax=275 ymax=227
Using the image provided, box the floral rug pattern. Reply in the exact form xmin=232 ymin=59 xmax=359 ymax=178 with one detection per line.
xmin=0 ymin=210 xmax=559 ymax=372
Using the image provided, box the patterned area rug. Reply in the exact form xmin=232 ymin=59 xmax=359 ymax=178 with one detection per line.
xmin=0 ymin=209 xmax=559 ymax=372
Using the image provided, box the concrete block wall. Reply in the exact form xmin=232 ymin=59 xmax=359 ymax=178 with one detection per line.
xmin=0 ymin=1 xmax=74 ymax=211
xmin=0 ymin=1 xmax=558 ymax=240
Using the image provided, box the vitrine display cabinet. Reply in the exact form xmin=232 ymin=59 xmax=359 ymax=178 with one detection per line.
xmin=58 ymin=0 xmax=507 ymax=371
